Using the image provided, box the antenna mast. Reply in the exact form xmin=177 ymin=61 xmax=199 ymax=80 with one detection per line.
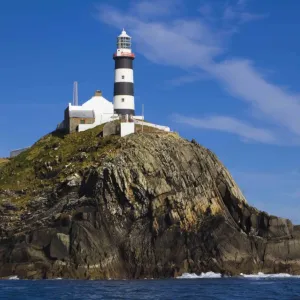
xmin=73 ymin=81 xmax=78 ymax=106
xmin=142 ymin=104 xmax=144 ymax=133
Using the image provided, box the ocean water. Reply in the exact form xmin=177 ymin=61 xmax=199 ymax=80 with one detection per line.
xmin=1 ymin=273 xmax=300 ymax=299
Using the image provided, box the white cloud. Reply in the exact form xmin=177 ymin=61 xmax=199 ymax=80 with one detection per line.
xmin=174 ymin=114 xmax=277 ymax=143
xmin=223 ymin=1 xmax=267 ymax=24
xmin=166 ymin=73 xmax=210 ymax=87
xmin=96 ymin=1 xmax=300 ymax=146
xmin=210 ymin=59 xmax=300 ymax=136
xmin=129 ymin=0 xmax=182 ymax=18
xmin=239 ymin=12 xmax=267 ymax=23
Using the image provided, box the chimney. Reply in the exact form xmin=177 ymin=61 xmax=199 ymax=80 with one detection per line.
xmin=95 ymin=90 xmax=102 ymax=96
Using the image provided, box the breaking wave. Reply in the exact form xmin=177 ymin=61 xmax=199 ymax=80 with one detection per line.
xmin=177 ymin=272 xmax=300 ymax=279
xmin=240 ymin=272 xmax=300 ymax=278
xmin=8 ymin=276 xmax=19 ymax=280
xmin=177 ymin=272 xmax=222 ymax=279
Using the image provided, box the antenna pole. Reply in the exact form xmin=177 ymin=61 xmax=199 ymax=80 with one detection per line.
xmin=142 ymin=104 xmax=144 ymax=133
xmin=73 ymin=81 xmax=78 ymax=106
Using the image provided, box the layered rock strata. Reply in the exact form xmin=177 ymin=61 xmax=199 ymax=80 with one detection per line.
xmin=0 ymin=132 xmax=299 ymax=279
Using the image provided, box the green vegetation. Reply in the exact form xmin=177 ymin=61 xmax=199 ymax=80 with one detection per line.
xmin=0 ymin=121 xmax=176 ymax=208
xmin=0 ymin=124 xmax=121 ymax=205
xmin=0 ymin=158 xmax=9 ymax=168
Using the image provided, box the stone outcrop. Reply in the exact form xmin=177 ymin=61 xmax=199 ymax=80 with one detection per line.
xmin=0 ymin=132 xmax=299 ymax=279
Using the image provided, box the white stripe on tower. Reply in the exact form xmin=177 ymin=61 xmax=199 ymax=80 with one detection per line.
xmin=114 ymin=69 xmax=133 ymax=83
xmin=113 ymin=29 xmax=135 ymax=116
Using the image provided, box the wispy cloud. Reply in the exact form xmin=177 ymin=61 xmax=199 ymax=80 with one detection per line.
xmin=223 ymin=0 xmax=268 ymax=24
xmin=197 ymin=0 xmax=267 ymax=26
xmin=96 ymin=0 xmax=300 ymax=146
xmin=210 ymin=60 xmax=300 ymax=136
xmin=174 ymin=114 xmax=277 ymax=143
xmin=129 ymin=0 xmax=182 ymax=18
xmin=223 ymin=4 xmax=267 ymax=24
xmin=166 ymin=72 xmax=210 ymax=87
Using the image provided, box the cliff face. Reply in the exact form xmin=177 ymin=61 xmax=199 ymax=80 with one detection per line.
xmin=0 ymin=130 xmax=299 ymax=279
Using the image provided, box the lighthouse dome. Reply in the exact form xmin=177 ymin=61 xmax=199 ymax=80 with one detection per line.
xmin=118 ymin=29 xmax=131 ymax=38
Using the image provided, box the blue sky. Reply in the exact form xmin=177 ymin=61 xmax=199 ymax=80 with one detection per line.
xmin=1 ymin=0 xmax=300 ymax=223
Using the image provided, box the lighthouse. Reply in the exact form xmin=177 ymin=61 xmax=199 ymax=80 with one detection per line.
xmin=113 ymin=29 xmax=135 ymax=120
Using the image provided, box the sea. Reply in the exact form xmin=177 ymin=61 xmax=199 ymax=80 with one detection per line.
xmin=1 ymin=273 xmax=300 ymax=299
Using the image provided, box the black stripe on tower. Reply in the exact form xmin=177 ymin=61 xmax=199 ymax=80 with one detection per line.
xmin=114 ymin=56 xmax=134 ymax=69
xmin=114 ymin=109 xmax=135 ymax=115
xmin=114 ymin=82 xmax=134 ymax=96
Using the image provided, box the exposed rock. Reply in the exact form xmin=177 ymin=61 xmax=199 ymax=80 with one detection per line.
xmin=50 ymin=233 xmax=70 ymax=260
xmin=1 ymin=201 xmax=18 ymax=212
xmin=0 ymin=131 xmax=299 ymax=279
xmin=66 ymin=173 xmax=81 ymax=187
xmin=103 ymin=121 xmax=120 ymax=137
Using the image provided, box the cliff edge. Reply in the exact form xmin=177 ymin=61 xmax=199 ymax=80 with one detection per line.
xmin=0 ymin=126 xmax=299 ymax=279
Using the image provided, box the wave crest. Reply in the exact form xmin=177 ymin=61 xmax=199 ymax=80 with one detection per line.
xmin=8 ymin=276 xmax=19 ymax=280
xmin=240 ymin=272 xmax=300 ymax=278
xmin=177 ymin=272 xmax=222 ymax=279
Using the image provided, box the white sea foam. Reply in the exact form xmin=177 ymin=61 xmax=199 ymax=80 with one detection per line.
xmin=8 ymin=276 xmax=19 ymax=280
xmin=177 ymin=271 xmax=300 ymax=279
xmin=177 ymin=272 xmax=222 ymax=279
xmin=240 ymin=272 xmax=300 ymax=278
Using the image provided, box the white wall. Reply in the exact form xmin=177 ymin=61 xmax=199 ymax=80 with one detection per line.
xmin=68 ymin=95 xmax=114 ymax=128
xmin=120 ymin=123 xmax=135 ymax=137
xmin=133 ymin=119 xmax=170 ymax=132
xmin=81 ymin=96 xmax=114 ymax=124
xmin=132 ymin=116 xmax=144 ymax=120
xmin=116 ymin=48 xmax=132 ymax=55
xmin=77 ymin=123 xmax=98 ymax=132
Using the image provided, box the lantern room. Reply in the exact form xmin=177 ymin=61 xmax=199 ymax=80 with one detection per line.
xmin=117 ymin=29 xmax=131 ymax=50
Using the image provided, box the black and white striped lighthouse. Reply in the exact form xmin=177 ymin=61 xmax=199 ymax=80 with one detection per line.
xmin=113 ymin=29 xmax=135 ymax=118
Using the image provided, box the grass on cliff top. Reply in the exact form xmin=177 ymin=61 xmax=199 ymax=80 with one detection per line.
xmin=0 ymin=158 xmax=9 ymax=168
xmin=0 ymin=121 xmax=177 ymax=207
xmin=0 ymin=124 xmax=121 ymax=201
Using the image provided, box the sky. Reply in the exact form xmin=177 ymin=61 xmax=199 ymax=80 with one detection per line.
xmin=1 ymin=0 xmax=300 ymax=223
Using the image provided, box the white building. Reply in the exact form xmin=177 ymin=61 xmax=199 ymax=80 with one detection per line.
xmin=58 ymin=90 xmax=117 ymax=133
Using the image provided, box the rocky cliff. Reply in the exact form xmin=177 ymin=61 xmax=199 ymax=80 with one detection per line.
xmin=0 ymin=126 xmax=299 ymax=279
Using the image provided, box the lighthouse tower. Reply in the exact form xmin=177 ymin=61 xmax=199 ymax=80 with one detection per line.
xmin=113 ymin=29 xmax=135 ymax=120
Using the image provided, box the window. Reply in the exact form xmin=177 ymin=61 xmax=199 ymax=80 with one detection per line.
xmin=117 ymin=37 xmax=131 ymax=49
xmin=80 ymin=120 xmax=85 ymax=124
xmin=122 ymin=75 xmax=125 ymax=79
xmin=121 ymin=98 xmax=125 ymax=102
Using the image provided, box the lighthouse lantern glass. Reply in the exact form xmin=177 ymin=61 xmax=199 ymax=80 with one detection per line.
xmin=117 ymin=36 xmax=131 ymax=49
